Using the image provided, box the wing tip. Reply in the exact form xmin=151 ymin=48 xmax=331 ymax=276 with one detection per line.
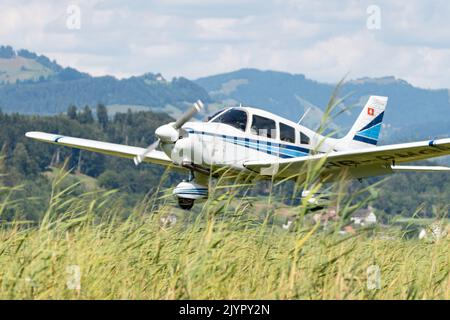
xmin=25 ymin=131 xmax=42 ymax=139
xmin=25 ymin=131 xmax=61 ymax=142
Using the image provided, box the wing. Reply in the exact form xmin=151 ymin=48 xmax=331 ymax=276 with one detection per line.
xmin=244 ymin=138 xmax=450 ymax=178
xmin=25 ymin=131 xmax=173 ymax=166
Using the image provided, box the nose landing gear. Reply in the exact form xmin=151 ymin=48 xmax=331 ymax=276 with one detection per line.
xmin=178 ymin=197 xmax=195 ymax=210
xmin=173 ymin=172 xmax=209 ymax=210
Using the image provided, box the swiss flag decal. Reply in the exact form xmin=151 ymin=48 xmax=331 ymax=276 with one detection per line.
xmin=368 ymin=107 xmax=375 ymax=116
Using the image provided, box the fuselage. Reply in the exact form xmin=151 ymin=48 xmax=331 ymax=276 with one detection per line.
xmin=164 ymin=106 xmax=339 ymax=171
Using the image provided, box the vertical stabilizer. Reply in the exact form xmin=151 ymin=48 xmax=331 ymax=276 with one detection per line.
xmin=338 ymin=96 xmax=388 ymax=150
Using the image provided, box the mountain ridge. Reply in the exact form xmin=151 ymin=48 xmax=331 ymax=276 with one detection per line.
xmin=0 ymin=45 xmax=211 ymax=115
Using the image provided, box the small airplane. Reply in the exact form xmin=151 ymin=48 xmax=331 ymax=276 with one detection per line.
xmin=26 ymin=95 xmax=450 ymax=210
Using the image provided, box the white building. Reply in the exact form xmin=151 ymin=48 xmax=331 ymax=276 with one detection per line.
xmin=350 ymin=207 xmax=377 ymax=226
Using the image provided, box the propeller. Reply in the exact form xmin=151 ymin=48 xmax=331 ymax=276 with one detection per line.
xmin=133 ymin=139 xmax=160 ymax=165
xmin=174 ymin=100 xmax=204 ymax=129
xmin=133 ymin=100 xmax=204 ymax=165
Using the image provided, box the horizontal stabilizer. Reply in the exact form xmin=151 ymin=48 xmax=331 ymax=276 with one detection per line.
xmin=391 ymin=165 xmax=450 ymax=172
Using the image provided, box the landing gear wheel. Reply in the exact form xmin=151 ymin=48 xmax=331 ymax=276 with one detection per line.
xmin=178 ymin=198 xmax=194 ymax=210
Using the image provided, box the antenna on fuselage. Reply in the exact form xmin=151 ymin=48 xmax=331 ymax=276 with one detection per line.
xmin=297 ymin=107 xmax=311 ymax=124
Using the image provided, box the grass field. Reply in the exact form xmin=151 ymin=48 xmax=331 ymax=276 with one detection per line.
xmin=0 ymin=169 xmax=448 ymax=300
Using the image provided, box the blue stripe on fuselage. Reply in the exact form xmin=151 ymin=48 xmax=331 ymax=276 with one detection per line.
xmin=185 ymin=129 xmax=310 ymax=159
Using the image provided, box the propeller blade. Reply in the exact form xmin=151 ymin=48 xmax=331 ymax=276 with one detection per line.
xmin=134 ymin=100 xmax=204 ymax=165
xmin=173 ymin=100 xmax=204 ymax=129
xmin=133 ymin=139 xmax=160 ymax=165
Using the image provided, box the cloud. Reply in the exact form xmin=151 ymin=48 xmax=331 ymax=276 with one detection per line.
xmin=1 ymin=0 xmax=450 ymax=88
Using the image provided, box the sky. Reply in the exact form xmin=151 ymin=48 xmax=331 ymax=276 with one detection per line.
xmin=1 ymin=0 xmax=450 ymax=89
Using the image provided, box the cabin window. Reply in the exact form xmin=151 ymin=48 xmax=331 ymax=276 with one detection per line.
xmin=280 ymin=122 xmax=296 ymax=143
xmin=300 ymin=132 xmax=310 ymax=144
xmin=212 ymin=108 xmax=247 ymax=131
xmin=250 ymin=115 xmax=276 ymax=139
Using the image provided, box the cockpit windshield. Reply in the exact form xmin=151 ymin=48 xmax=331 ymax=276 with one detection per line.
xmin=211 ymin=108 xmax=247 ymax=132
xmin=205 ymin=109 xmax=226 ymax=122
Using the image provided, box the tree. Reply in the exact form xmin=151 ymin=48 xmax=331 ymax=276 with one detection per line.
xmin=126 ymin=109 xmax=133 ymax=125
xmin=0 ymin=144 xmax=7 ymax=185
xmin=96 ymin=103 xmax=108 ymax=129
xmin=12 ymin=143 xmax=37 ymax=176
xmin=98 ymin=170 xmax=121 ymax=189
xmin=79 ymin=105 xmax=94 ymax=124
xmin=0 ymin=45 xmax=15 ymax=59
xmin=67 ymin=105 xmax=77 ymax=120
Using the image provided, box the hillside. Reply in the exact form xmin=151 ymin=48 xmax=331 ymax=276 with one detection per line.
xmin=0 ymin=45 xmax=86 ymax=84
xmin=196 ymin=69 xmax=450 ymax=141
xmin=0 ymin=46 xmax=211 ymax=115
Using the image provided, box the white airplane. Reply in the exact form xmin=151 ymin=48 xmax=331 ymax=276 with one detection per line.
xmin=26 ymin=96 xmax=450 ymax=210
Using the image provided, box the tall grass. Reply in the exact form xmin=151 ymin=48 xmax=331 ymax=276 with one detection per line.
xmin=0 ymin=164 xmax=448 ymax=300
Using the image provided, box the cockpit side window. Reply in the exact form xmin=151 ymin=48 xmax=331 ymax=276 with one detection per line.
xmin=300 ymin=132 xmax=310 ymax=144
xmin=251 ymin=115 xmax=276 ymax=139
xmin=280 ymin=122 xmax=296 ymax=143
xmin=211 ymin=109 xmax=247 ymax=131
